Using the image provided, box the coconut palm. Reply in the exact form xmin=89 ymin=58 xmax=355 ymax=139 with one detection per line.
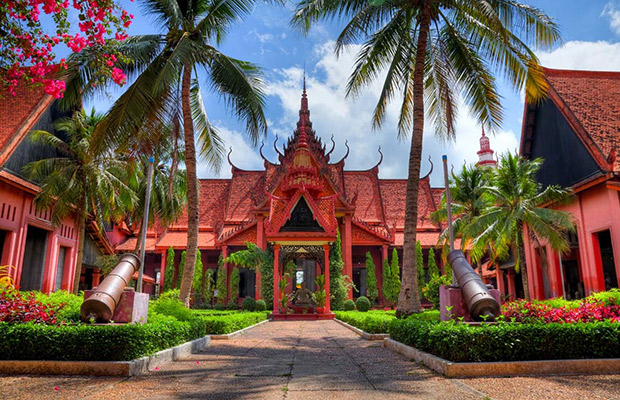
xmin=431 ymin=163 xmax=492 ymax=270
xmin=69 ymin=0 xmax=271 ymax=305
xmin=292 ymin=0 xmax=560 ymax=316
xmin=127 ymin=132 xmax=188 ymax=253
xmin=464 ymin=153 xmax=574 ymax=299
xmin=23 ymin=110 xmax=137 ymax=294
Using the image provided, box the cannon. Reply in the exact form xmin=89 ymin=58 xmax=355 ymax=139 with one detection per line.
xmin=447 ymin=250 xmax=500 ymax=321
xmin=81 ymin=253 xmax=141 ymax=322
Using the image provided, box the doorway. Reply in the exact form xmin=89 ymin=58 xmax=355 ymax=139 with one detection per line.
xmin=596 ymin=230 xmax=618 ymax=290
xmin=294 ymin=259 xmax=316 ymax=292
xmin=20 ymin=226 xmax=49 ymax=291
xmin=54 ymin=246 xmax=67 ymax=291
xmin=352 ymin=267 xmax=367 ymax=298
xmin=0 ymin=230 xmax=6 ymax=264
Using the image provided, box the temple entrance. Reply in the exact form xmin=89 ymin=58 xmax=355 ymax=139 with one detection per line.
xmin=271 ymin=244 xmax=333 ymax=320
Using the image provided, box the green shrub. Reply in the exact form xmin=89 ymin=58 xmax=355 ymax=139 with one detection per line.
xmin=255 ymin=299 xmax=267 ymax=311
xmin=0 ymin=319 xmax=205 ymax=361
xmin=242 ymin=297 xmax=256 ymax=311
xmin=335 ymin=310 xmax=394 ymax=333
xmin=230 ymin=267 xmax=240 ymax=303
xmin=356 ymin=296 xmax=371 ymax=312
xmin=216 ymin=266 xmax=227 ymax=304
xmin=421 ymin=273 xmax=450 ymax=309
xmin=329 ymin=229 xmax=348 ymax=310
xmin=198 ymin=312 xmax=268 ymax=335
xmin=33 ymin=290 xmax=83 ymax=322
xmin=388 ymin=319 xmax=620 ymax=362
xmin=407 ymin=309 xmax=440 ymax=322
xmin=586 ymin=288 xmax=620 ymax=306
xmin=150 ymin=296 xmax=194 ymax=321
xmin=344 ymin=299 xmax=356 ymax=311
xmin=365 ymin=253 xmax=378 ymax=302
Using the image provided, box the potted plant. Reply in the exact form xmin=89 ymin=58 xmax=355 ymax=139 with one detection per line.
xmin=313 ymin=275 xmax=326 ymax=314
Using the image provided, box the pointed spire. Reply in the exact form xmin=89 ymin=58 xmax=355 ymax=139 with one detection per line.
xmin=297 ymin=71 xmax=312 ymax=146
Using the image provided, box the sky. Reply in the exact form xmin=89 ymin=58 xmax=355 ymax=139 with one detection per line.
xmin=82 ymin=0 xmax=620 ymax=186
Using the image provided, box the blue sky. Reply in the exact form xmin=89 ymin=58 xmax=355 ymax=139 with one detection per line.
xmin=82 ymin=0 xmax=620 ymax=185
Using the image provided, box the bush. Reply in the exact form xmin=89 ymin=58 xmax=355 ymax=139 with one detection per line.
xmin=242 ymin=297 xmax=256 ymax=311
xmin=198 ymin=312 xmax=268 ymax=335
xmin=33 ymin=290 xmax=83 ymax=322
xmin=150 ymin=296 xmax=194 ymax=321
xmin=421 ymin=274 xmax=450 ymax=309
xmin=2 ymin=290 xmax=62 ymax=324
xmin=389 ymin=319 xmax=620 ymax=362
xmin=0 ymin=318 xmax=204 ymax=361
xmin=255 ymin=299 xmax=266 ymax=311
xmin=344 ymin=299 xmax=356 ymax=311
xmin=335 ymin=310 xmax=394 ymax=333
xmin=356 ymin=296 xmax=371 ymax=312
xmin=502 ymin=298 xmax=620 ymax=323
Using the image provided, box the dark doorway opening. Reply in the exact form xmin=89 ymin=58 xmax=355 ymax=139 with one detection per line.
xmin=352 ymin=267 xmax=367 ymax=298
xmin=239 ymin=268 xmax=256 ymax=298
xmin=20 ymin=226 xmax=48 ymax=291
xmin=514 ymin=269 xmax=525 ymax=300
xmin=597 ymin=230 xmax=618 ymax=290
xmin=563 ymin=260 xmax=583 ymax=300
xmin=0 ymin=230 xmax=6 ymax=263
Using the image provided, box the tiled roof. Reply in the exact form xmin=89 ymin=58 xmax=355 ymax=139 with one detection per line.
xmin=543 ymin=68 xmax=620 ymax=172
xmin=116 ymin=237 xmax=156 ymax=252
xmin=0 ymin=79 xmax=54 ymax=165
xmin=225 ymin=171 xmax=265 ymax=222
xmin=173 ymin=179 xmax=230 ymax=228
xmin=343 ymin=171 xmax=384 ymax=223
xmin=156 ymin=231 xmax=216 ymax=249
xmin=394 ymin=232 xmax=441 ymax=247
xmin=378 ymin=178 xmax=440 ymax=230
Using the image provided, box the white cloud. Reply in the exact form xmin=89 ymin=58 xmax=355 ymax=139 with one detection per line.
xmin=537 ymin=40 xmax=620 ymax=71
xmin=196 ymin=126 xmax=264 ymax=179
xmin=602 ymin=2 xmax=620 ymax=35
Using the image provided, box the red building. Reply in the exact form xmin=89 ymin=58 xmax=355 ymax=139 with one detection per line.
xmin=121 ymin=87 xmax=446 ymax=308
xmin=520 ymin=68 xmax=620 ymax=300
xmin=0 ymin=82 xmax=113 ymax=293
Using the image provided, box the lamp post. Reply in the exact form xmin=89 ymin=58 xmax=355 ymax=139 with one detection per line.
xmin=442 ymin=155 xmax=457 ymax=286
xmin=137 ymin=156 xmax=155 ymax=293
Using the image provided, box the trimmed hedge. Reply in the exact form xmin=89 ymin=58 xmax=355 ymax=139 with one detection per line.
xmin=389 ymin=319 xmax=620 ymax=362
xmin=335 ymin=310 xmax=440 ymax=334
xmin=198 ymin=312 xmax=269 ymax=335
xmin=356 ymin=296 xmax=371 ymax=312
xmin=344 ymin=299 xmax=355 ymax=311
xmin=256 ymin=299 xmax=266 ymax=311
xmin=0 ymin=318 xmax=204 ymax=361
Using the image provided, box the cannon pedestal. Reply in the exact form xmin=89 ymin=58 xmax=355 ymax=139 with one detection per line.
xmin=439 ymin=285 xmax=501 ymax=322
xmin=84 ymin=289 xmax=149 ymax=324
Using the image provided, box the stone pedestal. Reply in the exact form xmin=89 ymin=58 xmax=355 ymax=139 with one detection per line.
xmin=84 ymin=290 xmax=149 ymax=324
xmin=439 ymin=285 xmax=500 ymax=322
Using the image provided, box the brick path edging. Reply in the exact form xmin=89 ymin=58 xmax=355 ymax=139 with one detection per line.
xmin=334 ymin=318 xmax=389 ymax=340
xmin=0 ymin=335 xmax=211 ymax=377
xmin=384 ymin=337 xmax=620 ymax=378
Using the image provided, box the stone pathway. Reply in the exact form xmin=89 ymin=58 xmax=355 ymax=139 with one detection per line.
xmin=2 ymin=320 xmax=620 ymax=399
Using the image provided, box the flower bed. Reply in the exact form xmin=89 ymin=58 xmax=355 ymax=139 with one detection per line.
xmin=502 ymin=299 xmax=620 ymax=323
xmin=0 ymin=290 xmax=268 ymax=361
xmin=388 ymin=319 xmax=620 ymax=362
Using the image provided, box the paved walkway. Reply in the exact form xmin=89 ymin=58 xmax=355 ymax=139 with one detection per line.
xmin=2 ymin=320 xmax=620 ymax=399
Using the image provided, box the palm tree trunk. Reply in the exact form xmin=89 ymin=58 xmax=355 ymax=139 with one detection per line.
xmin=179 ymin=64 xmax=199 ymax=307
xmin=72 ymin=202 xmax=87 ymax=294
xmin=168 ymin=119 xmax=180 ymax=201
xmin=395 ymin=7 xmax=430 ymax=318
xmin=517 ymin=222 xmax=530 ymax=300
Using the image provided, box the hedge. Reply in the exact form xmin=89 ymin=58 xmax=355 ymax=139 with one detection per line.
xmin=0 ymin=318 xmax=204 ymax=361
xmin=198 ymin=311 xmax=269 ymax=335
xmin=389 ymin=319 xmax=620 ymax=362
xmin=335 ymin=310 xmax=440 ymax=334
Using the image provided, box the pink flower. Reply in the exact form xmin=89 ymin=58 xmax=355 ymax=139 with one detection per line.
xmin=111 ymin=67 xmax=126 ymax=85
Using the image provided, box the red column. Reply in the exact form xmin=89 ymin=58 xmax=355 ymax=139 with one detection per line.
xmin=380 ymin=245 xmax=388 ymax=304
xmin=344 ymin=215 xmax=353 ymax=299
xmin=255 ymin=216 xmax=264 ymax=300
xmin=221 ymin=245 xmax=229 ymax=302
xmin=92 ymin=269 xmax=102 ymax=287
xmin=273 ymin=244 xmax=280 ymax=313
xmin=159 ymin=250 xmax=166 ymax=292
xmin=496 ymin=268 xmax=506 ymax=301
xmin=507 ymin=269 xmax=516 ymax=301
xmin=323 ymin=244 xmax=331 ymax=313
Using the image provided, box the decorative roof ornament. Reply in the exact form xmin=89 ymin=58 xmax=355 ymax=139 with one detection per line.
xmin=421 ymin=155 xmax=434 ymax=180
xmin=476 ymin=126 xmax=496 ymax=167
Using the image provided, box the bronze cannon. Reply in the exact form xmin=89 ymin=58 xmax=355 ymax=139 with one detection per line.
xmin=81 ymin=253 xmax=141 ymax=322
xmin=447 ymin=250 xmax=500 ymax=321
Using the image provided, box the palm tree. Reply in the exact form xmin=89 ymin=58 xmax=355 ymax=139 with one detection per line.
xmin=432 ymin=163 xmax=492 ymax=270
xmin=127 ymin=132 xmax=188 ymax=253
xmin=23 ymin=110 xmax=137 ymax=294
xmin=70 ymin=0 xmax=271 ymax=306
xmin=464 ymin=153 xmax=574 ymax=299
xmin=293 ymin=0 xmax=560 ymax=317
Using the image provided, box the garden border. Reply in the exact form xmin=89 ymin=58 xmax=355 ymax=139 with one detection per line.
xmin=334 ymin=318 xmax=389 ymax=340
xmin=384 ymin=338 xmax=620 ymax=378
xmin=210 ymin=318 xmax=270 ymax=340
xmin=0 ymin=335 xmax=210 ymax=377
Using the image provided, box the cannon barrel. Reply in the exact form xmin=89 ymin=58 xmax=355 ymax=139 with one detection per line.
xmin=447 ymin=250 xmax=500 ymax=321
xmin=80 ymin=253 xmax=141 ymax=322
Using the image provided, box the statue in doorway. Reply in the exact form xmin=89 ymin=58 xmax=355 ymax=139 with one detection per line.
xmin=293 ymin=284 xmax=314 ymax=307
